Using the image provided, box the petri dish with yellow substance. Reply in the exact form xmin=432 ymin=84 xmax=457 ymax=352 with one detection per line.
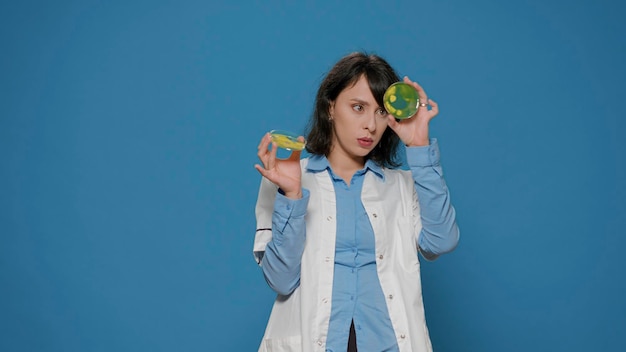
xmin=269 ymin=130 xmax=306 ymax=151
xmin=383 ymin=82 xmax=420 ymax=119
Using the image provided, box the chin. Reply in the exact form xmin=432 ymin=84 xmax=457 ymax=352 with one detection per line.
xmin=353 ymin=148 xmax=373 ymax=158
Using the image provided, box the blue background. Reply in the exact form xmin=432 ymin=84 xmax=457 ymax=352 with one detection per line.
xmin=1 ymin=0 xmax=624 ymax=351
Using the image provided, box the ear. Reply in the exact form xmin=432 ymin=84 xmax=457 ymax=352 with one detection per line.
xmin=329 ymin=101 xmax=335 ymax=119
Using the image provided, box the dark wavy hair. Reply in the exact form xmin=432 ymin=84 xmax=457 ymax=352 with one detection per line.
xmin=305 ymin=52 xmax=402 ymax=168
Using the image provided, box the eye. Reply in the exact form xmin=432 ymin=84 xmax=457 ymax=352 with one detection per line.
xmin=352 ymin=104 xmax=364 ymax=112
xmin=376 ymin=107 xmax=388 ymax=116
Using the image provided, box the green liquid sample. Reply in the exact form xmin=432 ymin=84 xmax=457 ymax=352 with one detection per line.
xmin=383 ymin=82 xmax=420 ymax=119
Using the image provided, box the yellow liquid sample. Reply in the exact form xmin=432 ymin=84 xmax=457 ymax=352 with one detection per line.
xmin=270 ymin=130 xmax=306 ymax=151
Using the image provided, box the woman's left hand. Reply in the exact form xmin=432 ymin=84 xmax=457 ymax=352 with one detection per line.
xmin=386 ymin=76 xmax=439 ymax=147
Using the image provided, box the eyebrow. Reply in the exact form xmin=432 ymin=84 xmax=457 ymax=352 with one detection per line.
xmin=349 ymin=98 xmax=374 ymax=106
xmin=350 ymin=98 xmax=385 ymax=110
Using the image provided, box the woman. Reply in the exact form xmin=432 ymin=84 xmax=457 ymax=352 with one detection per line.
xmin=253 ymin=52 xmax=459 ymax=352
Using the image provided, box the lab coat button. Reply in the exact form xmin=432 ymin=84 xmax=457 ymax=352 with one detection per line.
xmin=388 ymin=294 xmax=393 ymax=299
xmin=326 ymin=216 xmax=333 ymax=221
xmin=317 ymin=340 xmax=323 ymax=346
xmin=322 ymin=298 xmax=329 ymax=304
xmin=378 ymin=254 xmax=383 ymax=260
xmin=400 ymin=334 xmax=406 ymax=339
xmin=325 ymin=257 xmax=330 ymax=262
xmin=372 ymin=213 xmax=378 ymax=218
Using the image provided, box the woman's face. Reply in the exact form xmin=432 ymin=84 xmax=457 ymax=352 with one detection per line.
xmin=328 ymin=75 xmax=389 ymax=164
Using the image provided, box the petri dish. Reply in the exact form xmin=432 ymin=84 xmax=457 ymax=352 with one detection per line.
xmin=383 ymin=82 xmax=420 ymax=119
xmin=269 ymin=130 xmax=306 ymax=151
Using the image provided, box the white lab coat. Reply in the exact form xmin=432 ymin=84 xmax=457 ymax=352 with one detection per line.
xmin=254 ymin=158 xmax=433 ymax=352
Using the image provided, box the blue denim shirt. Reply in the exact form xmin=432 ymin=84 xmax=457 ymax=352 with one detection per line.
xmin=261 ymin=139 xmax=458 ymax=350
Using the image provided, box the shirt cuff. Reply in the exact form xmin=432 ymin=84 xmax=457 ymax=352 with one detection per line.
xmin=274 ymin=188 xmax=310 ymax=219
xmin=406 ymin=138 xmax=440 ymax=167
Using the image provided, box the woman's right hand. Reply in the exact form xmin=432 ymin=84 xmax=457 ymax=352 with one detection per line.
xmin=254 ymin=133 xmax=303 ymax=199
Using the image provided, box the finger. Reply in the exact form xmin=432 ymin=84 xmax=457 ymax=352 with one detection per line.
xmin=428 ymin=98 xmax=439 ymax=116
xmin=257 ymin=147 xmax=268 ymax=166
xmin=404 ymin=78 xmax=428 ymax=104
xmin=288 ymin=149 xmax=302 ymax=161
xmin=415 ymin=86 xmax=427 ymax=104
xmin=386 ymin=114 xmax=400 ymax=130
xmin=257 ymin=132 xmax=271 ymax=151
xmin=257 ymin=133 xmax=272 ymax=162
xmin=254 ymin=164 xmax=268 ymax=177
xmin=267 ymin=142 xmax=278 ymax=170
xmin=287 ymin=136 xmax=305 ymax=161
xmin=418 ymin=98 xmax=430 ymax=112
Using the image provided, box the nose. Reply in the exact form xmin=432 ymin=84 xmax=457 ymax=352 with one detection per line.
xmin=364 ymin=112 xmax=377 ymax=132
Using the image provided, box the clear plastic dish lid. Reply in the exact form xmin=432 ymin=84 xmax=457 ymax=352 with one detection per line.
xmin=269 ymin=130 xmax=306 ymax=151
xmin=383 ymin=82 xmax=420 ymax=119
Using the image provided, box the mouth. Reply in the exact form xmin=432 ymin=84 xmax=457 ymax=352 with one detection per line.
xmin=357 ymin=137 xmax=374 ymax=148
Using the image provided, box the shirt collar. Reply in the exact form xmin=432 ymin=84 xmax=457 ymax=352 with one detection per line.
xmin=306 ymin=155 xmax=385 ymax=180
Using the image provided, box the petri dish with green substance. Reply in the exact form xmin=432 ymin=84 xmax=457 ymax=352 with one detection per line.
xmin=383 ymin=82 xmax=420 ymax=119
xmin=269 ymin=130 xmax=306 ymax=151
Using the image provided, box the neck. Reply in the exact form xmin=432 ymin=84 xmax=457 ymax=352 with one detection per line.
xmin=326 ymin=150 xmax=365 ymax=184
